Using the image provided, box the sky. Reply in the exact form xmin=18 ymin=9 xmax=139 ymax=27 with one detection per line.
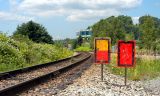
xmin=0 ymin=0 xmax=160 ymax=40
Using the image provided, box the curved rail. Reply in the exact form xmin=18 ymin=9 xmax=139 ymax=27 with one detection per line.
xmin=0 ymin=53 xmax=81 ymax=79
xmin=0 ymin=52 xmax=91 ymax=96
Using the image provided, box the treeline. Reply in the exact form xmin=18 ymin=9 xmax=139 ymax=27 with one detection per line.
xmin=91 ymin=15 xmax=160 ymax=52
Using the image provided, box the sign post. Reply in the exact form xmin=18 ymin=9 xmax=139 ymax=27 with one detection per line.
xmin=118 ymin=40 xmax=135 ymax=85
xmin=125 ymin=66 xmax=127 ymax=85
xmin=101 ymin=63 xmax=104 ymax=81
xmin=95 ymin=37 xmax=111 ymax=81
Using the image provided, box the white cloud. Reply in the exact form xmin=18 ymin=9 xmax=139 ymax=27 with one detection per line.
xmin=2 ymin=0 xmax=142 ymax=22
xmin=0 ymin=11 xmax=34 ymax=22
xmin=66 ymin=9 xmax=120 ymax=21
xmin=18 ymin=0 xmax=142 ymax=9
xmin=132 ymin=16 xmax=139 ymax=24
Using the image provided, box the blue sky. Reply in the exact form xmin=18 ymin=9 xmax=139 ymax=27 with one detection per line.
xmin=0 ymin=0 xmax=160 ymax=40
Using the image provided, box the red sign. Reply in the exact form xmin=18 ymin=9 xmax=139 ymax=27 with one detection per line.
xmin=118 ymin=40 xmax=135 ymax=67
xmin=95 ymin=38 xmax=110 ymax=64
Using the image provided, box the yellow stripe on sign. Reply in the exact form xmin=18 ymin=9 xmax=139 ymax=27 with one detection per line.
xmin=96 ymin=40 xmax=108 ymax=51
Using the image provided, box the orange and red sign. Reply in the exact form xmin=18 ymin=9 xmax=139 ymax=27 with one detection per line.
xmin=118 ymin=40 xmax=135 ymax=67
xmin=95 ymin=38 xmax=110 ymax=64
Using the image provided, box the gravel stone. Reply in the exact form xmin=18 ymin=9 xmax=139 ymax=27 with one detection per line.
xmin=57 ymin=64 xmax=154 ymax=96
xmin=143 ymin=77 xmax=160 ymax=95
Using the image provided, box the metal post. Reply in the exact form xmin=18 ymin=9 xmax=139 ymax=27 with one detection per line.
xmin=101 ymin=64 xmax=104 ymax=81
xmin=125 ymin=67 xmax=127 ymax=86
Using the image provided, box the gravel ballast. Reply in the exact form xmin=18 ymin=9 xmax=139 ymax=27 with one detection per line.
xmin=144 ymin=77 xmax=160 ymax=95
xmin=19 ymin=54 xmax=92 ymax=96
xmin=57 ymin=64 xmax=155 ymax=96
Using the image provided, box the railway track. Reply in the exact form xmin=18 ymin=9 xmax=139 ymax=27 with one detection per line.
xmin=0 ymin=52 xmax=91 ymax=96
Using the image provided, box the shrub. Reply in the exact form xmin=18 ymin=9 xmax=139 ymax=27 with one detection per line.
xmin=0 ymin=34 xmax=73 ymax=72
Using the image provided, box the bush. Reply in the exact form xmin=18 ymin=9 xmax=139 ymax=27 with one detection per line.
xmin=0 ymin=34 xmax=73 ymax=72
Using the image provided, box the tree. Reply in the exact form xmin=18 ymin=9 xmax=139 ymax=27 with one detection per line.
xmin=91 ymin=15 xmax=133 ymax=45
xmin=139 ymin=16 xmax=160 ymax=51
xmin=13 ymin=21 xmax=54 ymax=44
xmin=89 ymin=15 xmax=160 ymax=53
xmin=72 ymin=39 xmax=78 ymax=49
xmin=77 ymin=36 xmax=83 ymax=46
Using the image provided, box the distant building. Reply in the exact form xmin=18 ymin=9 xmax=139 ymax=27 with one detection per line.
xmin=77 ymin=30 xmax=92 ymax=38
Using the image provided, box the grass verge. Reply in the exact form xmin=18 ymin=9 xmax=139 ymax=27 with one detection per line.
xmin=108 ymin=54 xmax=160 ymax=81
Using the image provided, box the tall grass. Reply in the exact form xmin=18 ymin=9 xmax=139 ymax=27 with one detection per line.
xmin=0 ymin=34 xmax=73 ymax=72
xmin=108 ymin=54 xmax=160 ymax=81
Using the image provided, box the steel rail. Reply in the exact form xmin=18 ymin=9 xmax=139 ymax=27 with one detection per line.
xmin=0 ymin=53 xmax=91 ymax=96
xmin=0 ymin=53 xmax=81 ymax=79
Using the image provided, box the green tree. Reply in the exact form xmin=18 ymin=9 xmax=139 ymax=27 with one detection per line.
xmin=13 ymin=21 xmax=54 ymax=44
xmin=91 ymin=15 xmax=134 ymax=45
xmin=72 ymin=39 xmax=78 ymax=49
xmin=77 ymin=35 xmax=83 ymax=46
xmin=139 ymin=15 xmax=158 ymax=50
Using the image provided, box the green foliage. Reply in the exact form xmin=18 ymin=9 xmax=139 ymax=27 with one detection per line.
xmin=91 ymin=15 xmax=137 ymax=45
xmin=0 ymin=34 xmax=73 ymax=72
xmin=13 ymin=21 xmax=54 ymax=44
xmin=74 ymin=43 xmax=92 ymax=52
xmin=72 ymin=39 xmax=78 ymax=49
xmin=74 ymin=46 xmax=92 ymax=52
xmin=77 ymin=36 xmax=83 ymax=46
xmin=91 ymin=15 xmax=160 ymax=52
xmin=139 ymin=16 xmax=160 ymax=50
xmin=139 ymin=15 xmax=160 ymax=52
xmin=54 ymin=38 xmax=77 ymax=50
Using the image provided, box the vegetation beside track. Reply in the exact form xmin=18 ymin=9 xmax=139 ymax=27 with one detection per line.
xmin=74 ymin=43 xmax=92 ymax=52
xmin=0 ymin=34 xmax=73 ymax=72
xmin=107 ymin=54 xmax=160 ymax=81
